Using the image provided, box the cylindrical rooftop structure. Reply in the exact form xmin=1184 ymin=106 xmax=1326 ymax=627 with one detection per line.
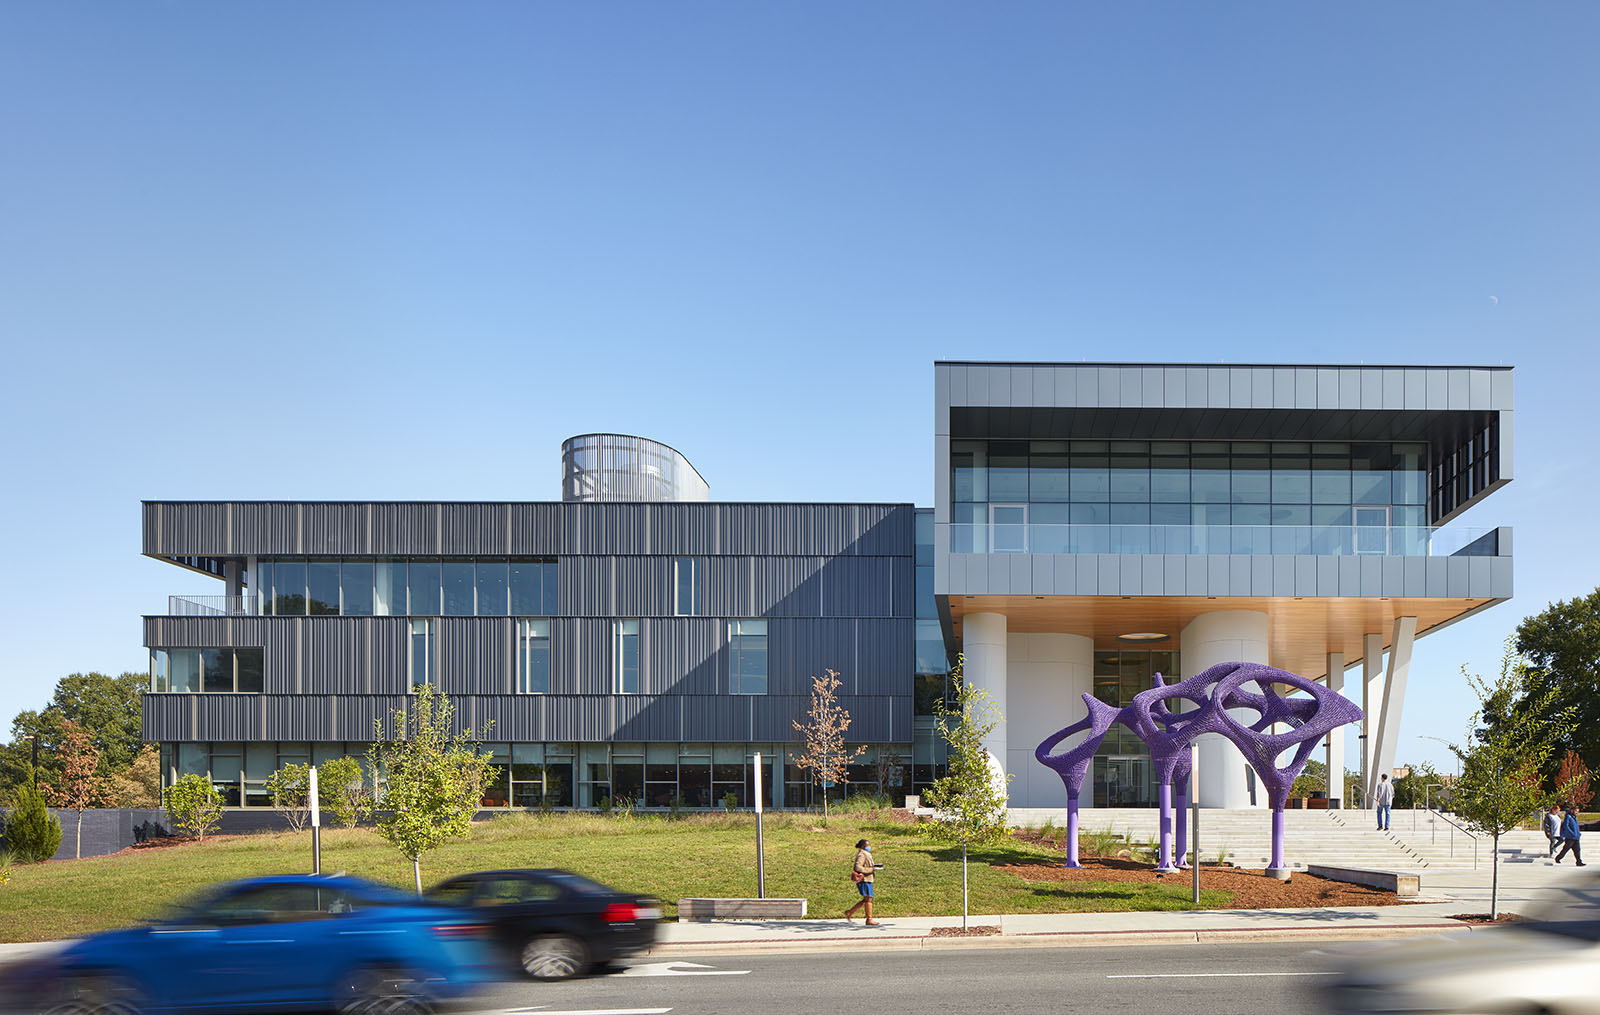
xmin=561 ymin=434 xmax=710 ymax=503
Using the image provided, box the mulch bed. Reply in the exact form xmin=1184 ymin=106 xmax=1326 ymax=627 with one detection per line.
xmin=998 ymin=857 xmax=1415 ymax=909
xmin=1446 ymin=913 xmax=1526 ymax=924
xmin=930 ymin=925 xmax=1001 ymax=937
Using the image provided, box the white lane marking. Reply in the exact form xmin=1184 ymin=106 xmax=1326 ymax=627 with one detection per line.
xmin=1107 ymin=972 xmax=1337 ymax=979
xmin=460 ymin=1008 xmax=672 ymax=1015
xmin=615 ymin=961 xmax=751 ymax=977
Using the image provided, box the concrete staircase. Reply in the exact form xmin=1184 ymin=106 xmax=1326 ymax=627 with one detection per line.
xmin=1007 ymin=806 xmax=1487 ymax=871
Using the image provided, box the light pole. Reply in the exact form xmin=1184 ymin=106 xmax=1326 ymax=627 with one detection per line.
xmin=1418 ymin=735 xmax=1460 ymax=780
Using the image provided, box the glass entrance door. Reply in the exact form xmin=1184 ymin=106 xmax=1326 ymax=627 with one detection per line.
xmin=1094 ymin=755 xmax=1155 ymax=807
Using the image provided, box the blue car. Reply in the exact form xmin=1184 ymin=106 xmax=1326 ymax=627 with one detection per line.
xmin=0 ymin=874 xmax=494 ymax=1014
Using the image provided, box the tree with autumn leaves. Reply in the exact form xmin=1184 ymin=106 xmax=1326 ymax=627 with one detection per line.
xmin=790 ymin=669 xmax=864 ymax=819
xmin=41 ymin=720 xmax=113 ymax=859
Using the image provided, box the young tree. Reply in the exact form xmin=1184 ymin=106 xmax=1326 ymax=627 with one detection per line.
xmin=265 ymin=763 xmax=313 ymax=833
xmin=319 ymin=756 xmax=372 ymax=827
xmin=368 ymin=686 xmax=494 ymax=895
xmin=41 ymin=720 xmax=113 ymax=858
xmin=921 ymin=676 xmax=1011 ymax=932
xmin=1500 ymin=589 xmax=1600 ymax=779
xmin=4 ymin=780 xmax=63 ymax=862
xmin=1450 ymin=643 xmax=1575 ymax=919
xmin=164 ymin=773 xmax=225 ymax=843
xmin=1554 ymin=750 xmax=1593 ymax=812
xmin=789 ymin=669 xmax=865 ymax=818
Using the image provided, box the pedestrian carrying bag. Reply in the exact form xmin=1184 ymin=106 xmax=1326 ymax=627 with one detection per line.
xmin=851 ymin=870 xmax=864 ymax=883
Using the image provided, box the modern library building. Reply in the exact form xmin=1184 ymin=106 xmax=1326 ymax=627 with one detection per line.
xmin=142 ymin=364 xmax=1513 ymax=811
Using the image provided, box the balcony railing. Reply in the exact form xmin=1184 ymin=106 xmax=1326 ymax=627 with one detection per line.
xmin=949 ymin=524 xmax=1501 ymax=557
xmin=167 ymin=594 xmax=261 ymax=616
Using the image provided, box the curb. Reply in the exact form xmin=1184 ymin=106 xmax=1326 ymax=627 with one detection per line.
xmin=645 ymin=921 xmax=1475 ymax=956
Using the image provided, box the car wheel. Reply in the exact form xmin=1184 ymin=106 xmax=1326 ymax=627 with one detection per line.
xmin=43 ymin=972 xmax=145 ymax=1015
xmin=520 ymin=934 xmax=588 ymax=980
xmin=336 ymin=966 xmax=433 ymax=1015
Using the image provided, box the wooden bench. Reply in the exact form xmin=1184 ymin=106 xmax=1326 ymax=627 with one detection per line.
xmin=1305 ymin=864 xmax=1420 ymax=897
xmin=677 ymin=898 xmax=808 ymax=921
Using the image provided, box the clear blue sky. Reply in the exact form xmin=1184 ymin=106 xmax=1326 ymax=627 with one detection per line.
xmin=3 ymin=3 xmax=1596 ymax=774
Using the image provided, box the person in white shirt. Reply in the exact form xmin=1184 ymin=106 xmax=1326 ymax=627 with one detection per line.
xmin=1374 ymin=773 xmax=1395 ymax=830
xmin=1543 ymin=804 xmax=1563 ymax=857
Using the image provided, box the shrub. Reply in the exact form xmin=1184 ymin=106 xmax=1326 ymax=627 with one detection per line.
xmin=164 ymin=774 xmax=224 ymax=842
xmin=720 ymin=791 xmax=739 ymax=813
xmin=4 ymin=781 xmax=63 ymax=862
xmin=668 ymin=795 xmax=684 ymax=820
xmin=265 ymin=763 xmax=311 ymax=832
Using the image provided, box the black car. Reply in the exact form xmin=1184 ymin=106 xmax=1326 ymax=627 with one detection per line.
xmin=425 ymin=869 xmax=660 ymax=981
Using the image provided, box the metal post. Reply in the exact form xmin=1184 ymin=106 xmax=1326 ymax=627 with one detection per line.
xmin=309 ymin=766 xmax=321 ymax=875
xmin=753 ymin=753 xmax=766 ymax=899
xmin=1191 ymin=744 xmax=1200 ymax=905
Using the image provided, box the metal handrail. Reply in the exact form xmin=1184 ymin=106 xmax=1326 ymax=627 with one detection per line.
xmin=167 ymin=594 xmax=260 ymax=616
xmin=1411 ymin=804 xmax=1478 ymax=868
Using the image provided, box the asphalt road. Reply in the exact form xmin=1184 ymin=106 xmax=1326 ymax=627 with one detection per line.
xmin=459 ymin=941 xmax=1338 ymax=1015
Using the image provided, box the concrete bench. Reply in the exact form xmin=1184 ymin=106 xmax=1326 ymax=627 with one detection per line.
xmin=1306 ymin=865 xmax=1420 ymax=897
xmin=677 ymin=898 xmax=808 ymax=921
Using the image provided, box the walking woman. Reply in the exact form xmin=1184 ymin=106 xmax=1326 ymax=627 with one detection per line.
xmin=844 ymin=838 xmax=881 ymax=925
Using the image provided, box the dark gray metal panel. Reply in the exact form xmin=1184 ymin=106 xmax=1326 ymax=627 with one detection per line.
xmin=782 ymin=618 xmax=862 ymax=697
xmin=683 ymin=696 xmax=749 ymax=741
xmin=858 ymin=619 xmax=914 ymax=695
xmin=303 ymin=620 xmax=365 ymax=695
xmin=370 ymin=504 xmax=439 ymax=555
xmin=439 ymin=618 xmax=513 ymax=696
xmin=302 ymin=504 xmax=367 ymax=555
xmin=142 ymin=694 xmax=192 ymax=741
xmin=614 ymin=695 xmax=684 ymax=740
xmin=651 ymin=618 xmax=722 ymax=695
xmin=839 ymin=696 xmax=893 ymax=742
xmin=507 ymin=504 xmax=564 ymax=554
xmin=752 ymin=696 xmax=804 ymax=742
xmin=263 ymin=696 xmax=335 ymax=741
xmin=545 ymin=696 xmax=613 ymax=741
xmin=335 ymin=695 xmax=407 ymax=741
xmin=232 ymin=504 xmax=299 ymax=556
xmin=442 ymin=504 xmax=509 ymax=555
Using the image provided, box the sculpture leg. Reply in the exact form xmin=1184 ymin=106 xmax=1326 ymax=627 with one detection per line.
xmin=1154 ymin=781 xmax=1178 ymax=872
xmin=1266 ymin=807 xmax=1290 ymax=880
xmin=1174 ymin=783 xmax=1189 ymax=868
xmin=1063 ymin=794 xmax=1083 ymax=868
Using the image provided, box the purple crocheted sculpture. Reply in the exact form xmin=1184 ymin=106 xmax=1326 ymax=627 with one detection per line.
xmin=1034 ymin=661 xmax=1362 ymax=873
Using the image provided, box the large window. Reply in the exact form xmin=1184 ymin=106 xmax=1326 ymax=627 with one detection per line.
xmin=409 ymin=619 xmax=435 ymax=690
xmin=951 ymin=439 xmax=1430 ymax=554
xmin=151 ymin=648 xmax=264 ymax=693
xmin=260 ymin=557 xmax=556 ymax=617
xmin=518 ymin=619 xmax=550 ymax=694
xmin=729 ymin=619 xmax=767 ymax=695
xmin=615 ymin=620 xmax=639 ymax=694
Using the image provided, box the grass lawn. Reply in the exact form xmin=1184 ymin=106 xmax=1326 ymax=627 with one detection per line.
xmin=0 ymin=811 xmax=1232 ymax=942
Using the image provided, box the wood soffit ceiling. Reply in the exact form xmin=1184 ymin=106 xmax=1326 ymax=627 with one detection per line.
xmin=946 ymin=595 xmax=1498 ymax=680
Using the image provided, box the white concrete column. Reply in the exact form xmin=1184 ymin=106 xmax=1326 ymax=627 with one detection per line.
xmin=1182 ymin=610 xmax=1269 ymax=808
xmin=963 ymin=612 xmax=1009 ymax=803
xmin=1005 ymin=632 xmax=1095 ymax=808
xmin=1371 ymin=616 xmax=1418 ymax=800
xmin=1361 ymin=633 xmax=1383 ymax=806
xmin=1324 ymin=652 xmax=1346 ymax=807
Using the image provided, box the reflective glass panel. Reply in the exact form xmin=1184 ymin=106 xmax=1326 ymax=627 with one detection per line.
xmin=443 ymin=562 xmax=475 ymax=616
xmin=255 ymin=560 xmax=272 ymax=615
xmin=236 ymin=649 xmax=264 ymax=693
xmin=374 ymin=561 xmax=406 ymax=616
xmin=273 ymin=561 xmax=306 ymax=616
xmin=988 ymin=441 xmax=1028 ymax=501
xmin=1030 ymin=445 xmax=1069 ymax=502
xmin=617 ymin=620 xmax=639 ymax=693
xmin=475 ymin=561 xmax=508 ymax=616
xmin=306 ymin=562 xmax=340 ymax=615
xmin=203 ymin=648 xmax=233 ymax=692
xmin=408 ymin=561 xmax=441 ymax=616
xmin=519 ymin=619 xmax=550 ymax=694
xmin=169 ymin=650 xmax=200 ymax=693
xmin=341 ymin=562 xmax=373 ymax=616
xmin=509 ymin=560 xmax=542 ymax=615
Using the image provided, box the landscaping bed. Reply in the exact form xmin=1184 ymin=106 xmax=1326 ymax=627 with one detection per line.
xmin=998 ymin=858 xmax=1415 ymax=909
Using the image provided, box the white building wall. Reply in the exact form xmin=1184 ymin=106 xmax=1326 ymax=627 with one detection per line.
xmin=962 ymin=612 xmax=1009 ymax=800
xmin=1005 ymin=632 xmax=1095 ymax=808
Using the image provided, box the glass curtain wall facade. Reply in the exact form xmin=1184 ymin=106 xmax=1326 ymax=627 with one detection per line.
xmin=951 ymin=440 xmax=1429 ymax=555
xmin=256 ymin=557 xmax=557 ymax=617
xmin=1088 ymin=650 xmax=1179 ymax=808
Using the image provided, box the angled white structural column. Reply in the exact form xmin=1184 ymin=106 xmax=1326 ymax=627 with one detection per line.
xmin=1369 ymin=616 xmax=1419 ymax=803
xmin=1325 ymin=652 xmax=1346 ymax=807
xmin=1361 ymin=634 xmax=1383 ymax=807
xmin=963 ymin=612 xmax=1009 ymax=801
xmin=1183 ymin=610 xmax=1268 ymax=808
